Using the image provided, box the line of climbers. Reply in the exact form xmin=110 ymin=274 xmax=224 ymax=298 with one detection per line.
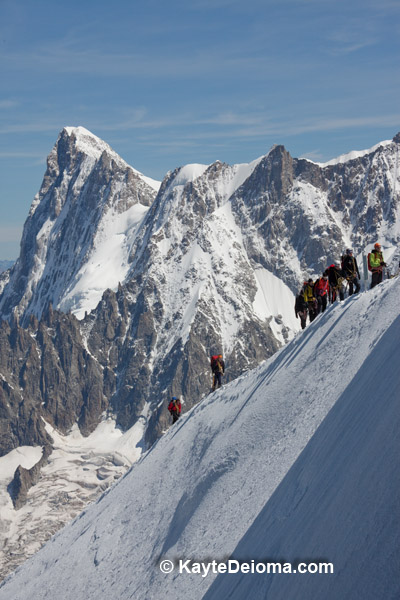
xmin=295 ymin=243 xmax=387 ymax=330
xmin=168 ymin=244 xmax=392 ymax=422
xmin=167 ymin=354 xmax=226 ymax=424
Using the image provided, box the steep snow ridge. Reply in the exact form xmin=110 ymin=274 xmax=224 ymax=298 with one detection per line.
xmin=205 ymin=309 xmax=400 ymax=599
xmin=162 ymin=239 xmax=211 ymax=353
xmin=1 ymin=278 xmax=398 ymax=600
xmin=203 ymin=201 xmax=253 ymax=350
xmin=253 ymin=266 xmax=298 ymax=342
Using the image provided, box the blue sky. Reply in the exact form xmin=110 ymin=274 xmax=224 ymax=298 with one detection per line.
xmin=1 ymin=0 xmax=400 ymax=259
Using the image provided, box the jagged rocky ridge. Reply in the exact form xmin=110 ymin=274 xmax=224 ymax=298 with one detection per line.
xmin=1 ymin=128 xmax=400 ymax=461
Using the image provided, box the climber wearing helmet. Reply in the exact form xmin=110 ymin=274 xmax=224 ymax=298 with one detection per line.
xmin=367 ymin=243 xmax=386 ymax=289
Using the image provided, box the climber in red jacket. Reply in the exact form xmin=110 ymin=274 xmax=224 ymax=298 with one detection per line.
xmin=168 ymin=397 xmax=182 ymax=423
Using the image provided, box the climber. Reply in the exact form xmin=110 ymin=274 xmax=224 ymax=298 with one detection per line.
xmin=326 ymin=264 xmax=345 ymax=302
xmin=313 ymin=273 xmax=330 ymax=314
xmin=295 ymin=289 xmax=308 ymax=330
xmin=368 ymin=243 xmax=386 ymax=289
xmin=341 ymin=249 xmax=360 ymax=295
xmin=211 ymin=354 xmax=225 ymax=391
xmin=168 ymin=396 xmax=182 ymax=423
xmin=302 ymin=278 xmax=317 ymax=322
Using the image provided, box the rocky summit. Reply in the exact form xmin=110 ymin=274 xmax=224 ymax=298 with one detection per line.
xmin=0 ymin=127 xmax=399 ymax=578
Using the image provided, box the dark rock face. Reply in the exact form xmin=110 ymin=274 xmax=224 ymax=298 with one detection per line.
xmin=8 ymin=446 xmax=52 ymax=509
xmin=0 ymin=306 xmax=109 ymax=457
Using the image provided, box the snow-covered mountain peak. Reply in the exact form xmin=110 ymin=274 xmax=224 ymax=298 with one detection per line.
xmin=61 ymin=126 xmax=161 ymax=192
xmin=62 ymin=126 xmax=119 ymax=161
xmin=161 ymin=154 xmax=264 ymax=203
xmin=0 ymin=128 xmax=160 ymax=321
xmin=161 ymin=154 xmax=265 ymax=213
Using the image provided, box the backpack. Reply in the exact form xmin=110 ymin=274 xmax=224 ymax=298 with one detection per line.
xmin=211 ymin=355 xmax=220 ymax=369
xmin=314 ymin=277 xmax=329 ymax=296
xmin=211 ymin=355 xmax=224 ymax=374
xmin=168 ymin=398 xmax=178 ymax=413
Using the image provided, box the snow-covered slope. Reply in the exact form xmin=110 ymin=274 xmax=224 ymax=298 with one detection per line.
xmin=1 ymin=277 xmax=398 ymax=600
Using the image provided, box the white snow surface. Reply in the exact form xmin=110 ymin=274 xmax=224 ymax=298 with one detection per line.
xmin=253 ymin=266 xmax=298 ymax=340
xmin=0 ymin=277 xmax=399 ymax=600
xmin=0 ymin=447 xmax=43 ymax=485
xmin=169 ymin=163 xmax=210 ymax=188
xmin=58 ymin=202 xmax=149 ymax=318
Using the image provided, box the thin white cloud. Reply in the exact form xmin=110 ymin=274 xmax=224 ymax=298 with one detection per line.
xmin=326 ymin=25 xmax=378 ymax=56
xmin=119 ymin=112 xmax=400 ymax=139
xmin=2 ymin=47 xmax=266 ymax=78
xmin=1 ymin=105 xmax=398 ymax=148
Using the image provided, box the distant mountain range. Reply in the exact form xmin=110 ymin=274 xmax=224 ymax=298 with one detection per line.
xmin=0 ymin=127 xmax=399 ymax=579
